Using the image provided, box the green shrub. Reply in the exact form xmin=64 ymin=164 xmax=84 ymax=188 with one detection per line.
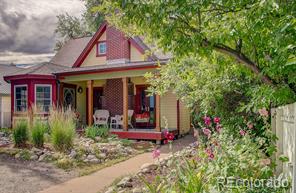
xmin=97 ymin=126 xmax=109 ymax=138
xmin=85 ymin=126 xmax=109 ymax=140
xmin=120 ymin=139 xmax=133 ymax=146
xmin=49 ymin=108 xmax=76 ymax=152
xmin=85 ymin=126 xmax=98 ymax=140
xmin=145 ymin=132 xmax=290 ymax=193
xmin=31 ymin=119 xmax=47 ymax=148
xmin=13 ymin=120 xmax=29 ymax=147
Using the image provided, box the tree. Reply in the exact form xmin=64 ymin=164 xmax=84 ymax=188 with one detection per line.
xmin=98 ymin=0 xmax=296 ymax=99
xmin=55 ymin=0 xmax=104 ymax=50
xmin=55 ymin=13 xmax=87 ymax=50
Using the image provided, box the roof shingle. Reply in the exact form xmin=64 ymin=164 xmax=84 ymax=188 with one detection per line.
xmin=0 ymin=64 xmax=21 ymax=95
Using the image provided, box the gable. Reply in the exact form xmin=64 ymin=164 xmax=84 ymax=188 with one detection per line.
xmin=81 ymin=31 xmax=106 ymax=67
xmin=73 ymin=22 xmax=148 ymax=68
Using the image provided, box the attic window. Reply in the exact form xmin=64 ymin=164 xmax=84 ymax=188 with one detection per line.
xmin=97 ymin=41 xmax=106 ymax=56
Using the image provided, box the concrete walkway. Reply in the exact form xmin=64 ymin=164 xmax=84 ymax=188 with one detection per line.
xmin=38 ymin=135 xmax=195 ymax=193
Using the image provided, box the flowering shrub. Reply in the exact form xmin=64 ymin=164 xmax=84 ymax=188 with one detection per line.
xmin=193 ymin=115 xmax=222 ymax=143
xmin=145 ymin=116 xmax=289 ymax=193
xmin=146 ymin=132 xmax=289 ymax=193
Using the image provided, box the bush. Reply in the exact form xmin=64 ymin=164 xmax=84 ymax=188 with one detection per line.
xmin=13 ymin=120 xmax=29 ymax=147
xmin=85 ymin=126 xmax=109 ymax=140
xmin=145 ymin=118 xmax=290 ymax=193
xmin=31 ymin=119 xmax=47 ymax=148
xmin=49 ymin=108 xmax=76 ymax=152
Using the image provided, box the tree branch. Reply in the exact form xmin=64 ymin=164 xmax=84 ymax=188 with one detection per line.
xmin=202 ymin=39 xmax=274 ymax=85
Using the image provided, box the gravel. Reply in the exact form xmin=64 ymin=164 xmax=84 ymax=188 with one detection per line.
xmin=0 ymin=154 xmax=77 ymax=193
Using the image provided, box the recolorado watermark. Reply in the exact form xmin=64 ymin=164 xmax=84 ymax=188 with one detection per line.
xmin=217 ymin=176 xmax=289 ymax=189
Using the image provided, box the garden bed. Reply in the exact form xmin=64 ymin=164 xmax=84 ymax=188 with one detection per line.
xmin=0 ymin=129 xmax=154 ymax=193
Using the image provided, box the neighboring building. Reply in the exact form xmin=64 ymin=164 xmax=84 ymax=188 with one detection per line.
xmin=4 ymin=22 xmax=191 ymax=140
xmin=0 ymin=64 xmax=20 ymax=128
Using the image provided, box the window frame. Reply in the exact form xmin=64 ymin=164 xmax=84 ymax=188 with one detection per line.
xmin=34 ymin=84 xmax=52 ymax=113
xmin=96 ymin=41 xmax=107 ymax=56
xmin=14 ymin=84 xmax=28 ymax=112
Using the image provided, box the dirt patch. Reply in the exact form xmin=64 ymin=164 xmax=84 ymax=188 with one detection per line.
xmin=0 ymin=154 xmax=77 ymax=193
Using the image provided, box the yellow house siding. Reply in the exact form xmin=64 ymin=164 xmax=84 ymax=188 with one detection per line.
xmin=130 ymin=45 xmax=144 ymax=62
xmin=179 ymin=101 xmax=191 ymax=134
xmin=94 ymin=80 xmax=106 ymax=87
xmin=1 ymin=96 xmax=11 ymax=128
xmin=160 ymin=91 xmax=177 ymax=129
xmin=81 ymin=31 xmax=106 ymax=67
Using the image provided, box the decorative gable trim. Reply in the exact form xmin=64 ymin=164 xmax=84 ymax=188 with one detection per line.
xmin=72 ymin=21 xmax=148 ymax=68
xmin=72 ymin=21 xmax=108 ymax=68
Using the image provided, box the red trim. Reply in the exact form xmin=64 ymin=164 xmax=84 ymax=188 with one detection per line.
xmin=177 ymin=100 xmax=180 ymax=133
xmin=111 ymin=130 xmax=163 ymax=140
xmin=128 ymin=38 xmax=145 ymax=54
xmin=57 ymin=65 xmax=157 ymax=78
xmin=73 ymin=22 xmax=107 ymax=68
xmin=96 ymin=41 xmax=107 ymax=57
xmin=111 ymin=129 xmax=178 ymax=140
xmin=4 ymin=74 xmax=56 ymax=82
xmin=10 ymin=79 xmax=57 ymax=123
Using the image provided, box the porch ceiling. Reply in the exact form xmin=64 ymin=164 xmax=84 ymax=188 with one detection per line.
xmin=60 ymin=68 xmax=157 ymax=82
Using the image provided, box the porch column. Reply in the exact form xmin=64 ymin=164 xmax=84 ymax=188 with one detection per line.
xmin=122 ymin=77 xmax=128 ymax=131
xmin=155 ymin=94 xmax=161 ymax=132
xmin=87 ymin=80 xmax=93 ymax=126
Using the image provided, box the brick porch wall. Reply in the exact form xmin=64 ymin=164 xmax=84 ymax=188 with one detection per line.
xmin=102 ymin=79 xmax=123 ymax=116
xmin=102 ymin=79 xmax=134 ymax=117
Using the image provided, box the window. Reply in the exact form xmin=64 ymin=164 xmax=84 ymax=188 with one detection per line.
xmin=15 ymin=85 xmax=27 ymax=112
xmin=35 ymin=85 xmax=52 ymax=112
xmin=97 ymin=41 xmax=106 ymax=56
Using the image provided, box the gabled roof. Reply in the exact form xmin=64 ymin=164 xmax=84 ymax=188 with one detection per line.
xmin=0 ymin=64 xmax=21 ymax=94
xmin=72 ymin=22 xmax=108 ymax=68
xmin=4 ymin=62 xmax=70 ymax=82
xmin=50 ymin=37 xmax=92 ymax=67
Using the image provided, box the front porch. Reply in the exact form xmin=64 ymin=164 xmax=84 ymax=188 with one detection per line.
xmin=58 ymin=69 xmax=181 ymax=140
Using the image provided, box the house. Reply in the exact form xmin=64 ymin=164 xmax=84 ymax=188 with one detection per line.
xmin=0 ymin=64 xmax=20 ymax=128
xmin=4 ymin=22 xmax=191 ymax=141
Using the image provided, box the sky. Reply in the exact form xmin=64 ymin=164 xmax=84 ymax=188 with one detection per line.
xmin=0 ymin=0 xmax=85 ymax=65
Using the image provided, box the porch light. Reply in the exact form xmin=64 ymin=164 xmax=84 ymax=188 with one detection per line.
xmin=77 ymin=86 xmax=83 ymax=94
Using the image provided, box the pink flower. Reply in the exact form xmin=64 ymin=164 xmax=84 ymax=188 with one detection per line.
xmin=216 ymin=124 xmax=222 ymax=133
xmin=214 ymin=117 xmax=221 ymax=124
xmin=152 ymin=149 xmax=161 ymax=159
xmin=164 ymin=139 xmax=168 ymax=144
xmin=203 ymin=128 xmax=211 ymax=136
xmin=205 ymin=148 xmax=212 ymax=155
xmin=240 ymin=129 xmax=246 ymax=136
xmin=203 ymin=116 xmax=211 ymax=126
xmin=208 ymin=153 xmax=215 ymax=160
xmin=247 ymin=122 xmax=254 ymax=129
xmin=163 ymin=129 xmax=169 ymax=138
xmin=258 ymin=108 xmax=269 ymax=117
xmin=167 ymin=133 xmax=175 ymax=141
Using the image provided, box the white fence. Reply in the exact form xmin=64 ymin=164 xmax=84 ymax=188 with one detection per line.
xmin=272 ymin=102 xmax=296 ymax=192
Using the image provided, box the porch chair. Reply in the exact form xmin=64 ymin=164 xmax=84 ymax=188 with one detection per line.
xmin=93 ymin=110 xmax=110 ymax=128
xmin=110 ymin=110 xmax=134 ymax=129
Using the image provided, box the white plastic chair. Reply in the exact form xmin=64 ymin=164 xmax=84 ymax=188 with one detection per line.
xmin=110 ymin=110 xmax=134 ymax=129
xmin=93 ymin=110 xmax=109 ymax=128
xmin=128 ymin=110 xmax=134 ymax=129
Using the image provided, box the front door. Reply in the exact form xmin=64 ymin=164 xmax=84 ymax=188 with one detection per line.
xmin=63 ymin=84 xmax=76 ymax=109
xmin=135 ymin=85 xmax=156 ymax=127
